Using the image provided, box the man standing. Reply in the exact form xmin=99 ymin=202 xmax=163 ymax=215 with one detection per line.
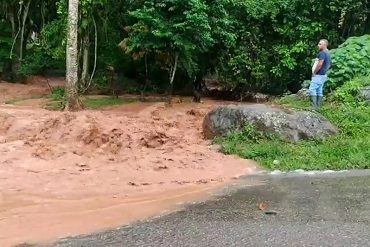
xmin=309 ymin=39 xmax=331 ymax=109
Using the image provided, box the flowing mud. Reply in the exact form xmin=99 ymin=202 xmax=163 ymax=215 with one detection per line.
xmin=0 ymin=80 xmax=257 ymax=246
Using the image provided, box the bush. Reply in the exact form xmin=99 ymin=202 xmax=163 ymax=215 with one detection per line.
xmin=18 ymin=19 xmax=66 ymax=77
xmin=0 ymin=20 xmax=15 ymax=80
xmin=18 ymin=45 xmax=53 ymax=76
xmin=331 ymin=76 xmax=370 ymax=106
xmin=326 ymin=35 xmax=370 ymax=92
xmin=51 ymin=87 xmax=65 ymax=101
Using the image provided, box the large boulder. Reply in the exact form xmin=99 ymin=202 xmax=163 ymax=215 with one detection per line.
xmin=203 ymin=104 xmax=338 ymax=142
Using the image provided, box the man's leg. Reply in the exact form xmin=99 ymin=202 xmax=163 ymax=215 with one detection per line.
xmin=309 ymin=76 xmax=319 ymax=109
xmin=317 ymin=95 xmax=323 ymax=107
xmin=316 ymin=75 xmax=327 ymax=107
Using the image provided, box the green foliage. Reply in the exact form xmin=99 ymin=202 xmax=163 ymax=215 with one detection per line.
xmin=0 ymin=19 xmax=13 ymax=75
xmin=90 ymin=75 xmax=110 ymax=93
xmin=0 ymin=22 xmax=12 ymax=55
xmin=41 ymin=19 xmax=67 ymax=61
xmin=45 ymin=87 xmax=66 ymax=110
xmin=331 ymin=76 xmax=370 ymax=105
xmin=18 ymin=18 xmax=67 ymax=77
xmin=327 ymin=35 xmax=370 ymax=92
xmin=217 ymin=0 xmax=370 ymax=94
xmin=216 ymin=100 xmax=370 ymax=171
xmin=276 ymin=95 xmax=311 ymax=110
xmin=51 ymin=87 xmax=65 ymax=101
xmin=217 ymin=0 xmax=322 ymax=94
xmin=18 ymin=46 xmax=52 ymax=76
xmin=2 ymin=0 xmax=370 ymax=97
xmin=123 ymin=0 xmax=214 ymax=80
xmin=217 ymin=123 xmax=272 ymax=144
xmin=321 ymin=104 xmax=369 ymax=138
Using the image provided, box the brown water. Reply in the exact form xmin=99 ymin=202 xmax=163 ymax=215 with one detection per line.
xmin=1 ymin=182 xmax=247 ymax=246
xmin=0 ymin=80 xmax=257 ymax=246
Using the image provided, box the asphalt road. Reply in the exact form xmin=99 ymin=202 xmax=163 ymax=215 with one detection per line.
xmin=48 ymin=170 xmax=370 ymax=247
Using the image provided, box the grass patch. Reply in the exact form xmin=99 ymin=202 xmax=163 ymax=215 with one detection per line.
xmin=216 ymin=96 xmax=370 ymax=171
xmin=45 ymin=89 xmax=137 ymax=110
xmin=83 ymin=97 xmax=135 ymax=109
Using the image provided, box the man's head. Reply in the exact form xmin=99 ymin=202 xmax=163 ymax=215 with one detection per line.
xmin=318 ymin=39 xmax=329 ymax=51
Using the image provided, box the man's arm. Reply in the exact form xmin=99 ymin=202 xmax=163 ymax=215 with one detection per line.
xmin=313 ymin=59 xmax=324 ymax=75
xmin=313 ymin=52 xmax=326 ymax=75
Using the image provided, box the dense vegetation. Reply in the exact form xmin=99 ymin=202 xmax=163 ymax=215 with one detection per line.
xmin=1 ymin=0 xmax=369 ymax=101
xmin=0 ymin=0 xmax=369 ymax=170
xmin=326 ymin=35 xmax=370 ymax=91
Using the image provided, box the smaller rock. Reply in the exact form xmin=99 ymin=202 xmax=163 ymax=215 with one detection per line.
xmin=253 ymin=93 xmax=270 ymax=103
xmin=270 ymin=170 xmax=283 ymax=175
xmin=360 ymin=86 xmax=370 ymax=102
xmin=210 ymin=144 xmax=222 ymax=152
xmin=292 ymin=88 xmax=309 ymax=99
xmin=273 ymin=160 xmax=280 ymax=166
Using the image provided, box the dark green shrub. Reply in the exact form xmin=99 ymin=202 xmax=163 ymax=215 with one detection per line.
xmin=327 ymin=35 xmax=370 ymax=92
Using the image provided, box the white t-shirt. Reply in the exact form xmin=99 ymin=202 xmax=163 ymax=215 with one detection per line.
xmin=312 ymin=58 xmax=319 ymax=74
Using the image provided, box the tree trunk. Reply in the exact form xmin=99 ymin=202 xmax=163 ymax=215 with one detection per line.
xmin=19 ymin=0 xmax=31 ymax=64
xmin=140 ymin=53 xmax=149 ymax=101
xmin=365 ymin=4 xmax=370 ymax=34
xmin=88 ymin=15 xmax=98 ymax=90
xmin=41 ymin=1 xmax=45 ymax=30
xmin=9 ymin=12 xmax=16 ymax=38
xmin=80 ymin=15 xmax=98 ymax=95
xmin=65 ymin=0 xmax=82 ymax=111
xmin=5 ymin=10 xmax=17 ymax=81
xmin=167 ymin=53 xmax=179 ymax=106
xmin=10 ymin=3 xmax=22 ymax=60
xmin=81 ymin=33 xmax=90 ymax=86
xmin=193 ymin=73 xmax=203 ymax=103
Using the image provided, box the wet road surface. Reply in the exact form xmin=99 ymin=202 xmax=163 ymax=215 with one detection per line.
xmin=49 ymin=170 xmax=370 ymax=247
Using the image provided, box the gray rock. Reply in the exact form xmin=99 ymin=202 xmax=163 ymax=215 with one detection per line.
xmin=253 ymin=93 xmax=270 ymax=103
xmin=292 ymin=88 xmax=309 ymax=99
xmin=360 ymin=86 xmax=370 ymax=102
xmin=203 ymin=104 xmax=338 ymax=142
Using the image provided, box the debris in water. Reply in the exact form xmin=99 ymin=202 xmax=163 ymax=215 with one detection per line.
xmin=258 ymin=202 xmax=268 ymax=211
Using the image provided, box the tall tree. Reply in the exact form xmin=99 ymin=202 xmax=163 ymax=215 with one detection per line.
xmin=122 ymin=0 xmax=214 ymax=105
xmin=65 ymin=0 xmax=82 ymax=110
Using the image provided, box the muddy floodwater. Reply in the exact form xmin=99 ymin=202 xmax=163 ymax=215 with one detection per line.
xmin=0 ymin=79 xmax=257 ymax=246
